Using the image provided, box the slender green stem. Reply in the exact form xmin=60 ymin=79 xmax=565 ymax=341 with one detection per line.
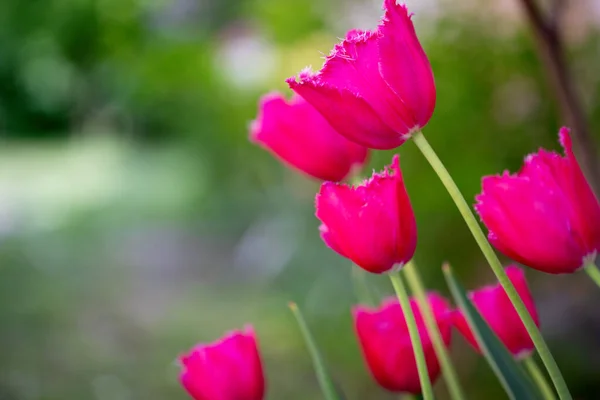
xmin=403 ymin=395 xmax=424 ymax=400
xmin=411 ymin=131 xmax=571 ymax=400
xmin=404 ymin=261 xmax=466 ymax=400
xmin=523 ymin=356 xmax=557 ymax=400
xmin=352 ymin=264 xmax=377 ymax=306
xmin=584 ymin=262 xmax=600 ymax=288
xmin=389 ymin=270 xmax=435 ymax=400
xmin=289 ymin=302 xmax=340 ymax=400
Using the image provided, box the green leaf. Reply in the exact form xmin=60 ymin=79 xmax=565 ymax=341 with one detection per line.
xmin=442 ymin=265 xmax=542 ymax=400
xmin=288 ymin=302 xmax=342 ymax=400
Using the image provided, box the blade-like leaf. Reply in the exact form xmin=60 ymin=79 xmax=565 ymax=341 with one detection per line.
xmin=288 ymin=302 xmax=342 ymax=400
xmin=443 ymin=265 xmax=542 ymax=400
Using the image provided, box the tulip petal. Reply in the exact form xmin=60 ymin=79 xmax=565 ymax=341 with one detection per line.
xmin=287 ymin=73 xmax=403 ymax=149
xmin=556 ymin=129 xmax=600 ymax=254
xmin=378 ymin=0 xmax=436 ymax=127
xmin=318 ymin=29 xmax=416 ymax=134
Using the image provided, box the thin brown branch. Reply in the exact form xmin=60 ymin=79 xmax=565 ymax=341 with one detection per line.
xmin=548 ymin=0 xmax=565 ymax=31
xmin=518 ymin=0 xmax=600 ymax=197
xmin=520 ymin=0 xmax=552 ymax=38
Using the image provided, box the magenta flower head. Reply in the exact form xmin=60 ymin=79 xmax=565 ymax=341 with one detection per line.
xmin=250 ymin=92 xmax=368 ymax=181
xmin=316 ymin=154 xmax=416 ymax=273
xmin=178 ymin=326 xmax=265 ymax=400
xmin=476 ymin=128 xmax=600 ymax=274
xmin=353 ymin=294 xmax=453 ymax=394
xmin=453 ymin=266 xmax=539 ymax=358
xmin=286 ymin=0 xmax=435 ymax=150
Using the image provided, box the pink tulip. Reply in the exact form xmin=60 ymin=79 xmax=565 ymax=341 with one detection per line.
xmin=178 ymin=326 xmax=265 ymax=400
xmin=476 ymin=128 xmax=600 ymax=274
xmin=250 ymin=92 xmax=368 ymax=181
xmin=287 ymin=1 xmax=435 ymax=150
xmin=353 ymin=293 xmax=453 ymax=394
xmin=316 ymin=154 xmax=416 ymax=273
xmin=453 ymin=266 xmax=540 ymax=358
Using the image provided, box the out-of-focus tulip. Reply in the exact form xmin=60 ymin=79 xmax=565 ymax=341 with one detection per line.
xmin=178 ymin=326 xmax=265 ymax=400
xmin=250 ymin=92 xmax=368 ymax=181
xmin=453 ymin=266 xmax=539 ymax=358
xmin=353 ymin=293 xmax=453 ymax=393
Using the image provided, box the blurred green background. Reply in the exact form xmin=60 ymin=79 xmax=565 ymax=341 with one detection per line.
xmin=0 ymin=0 xmax=599 ymax=399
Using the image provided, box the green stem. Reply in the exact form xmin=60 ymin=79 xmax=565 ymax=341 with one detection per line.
xmin=411 ymin=131 xmax=571 ymax=400
xmin=523 ymin=356 xmax=557 ymax=400
xmin=288 ymin=302 xmax=340 ymax=400
xmin=404 ymin=261 xmax=466 ymax=400
xmin=584 ymin=262 xmax=600 ymax=288
xmin=352 ymin=264 xmax=377 ymax=306
xmin=389 ymin=270 xmax=435 ymax=400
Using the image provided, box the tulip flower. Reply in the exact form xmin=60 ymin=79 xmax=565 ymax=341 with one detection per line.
xmin=287 ymin=1 xmax=435 ymax=150
xmin=453 ymin=265 xmax=539 ymax=358
xmin=250 ymin=92 xmax=368 ymax=181
xmin=476 ymin=128 xmax=600 ymax=274
xmin=316 ymin=154 xmax=416 ymax=273
xmin=178 ymin=326 xmax=265 ymax=400
xmin=353 ymin=293 xmax=453 ymax=394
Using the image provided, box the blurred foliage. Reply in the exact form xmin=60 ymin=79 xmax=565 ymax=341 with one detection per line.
xmin=0 ymin=0 xmax=599 ymax=399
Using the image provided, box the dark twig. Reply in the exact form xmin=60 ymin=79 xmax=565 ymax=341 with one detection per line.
xmin=518 ymin=0 xmax=600 ymax=197
xmin=548 ymin=0 xmax=565 ymax=31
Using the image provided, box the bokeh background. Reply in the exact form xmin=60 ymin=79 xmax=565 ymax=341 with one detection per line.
xmin=1 ymin=0 xmax=599 ymax=399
